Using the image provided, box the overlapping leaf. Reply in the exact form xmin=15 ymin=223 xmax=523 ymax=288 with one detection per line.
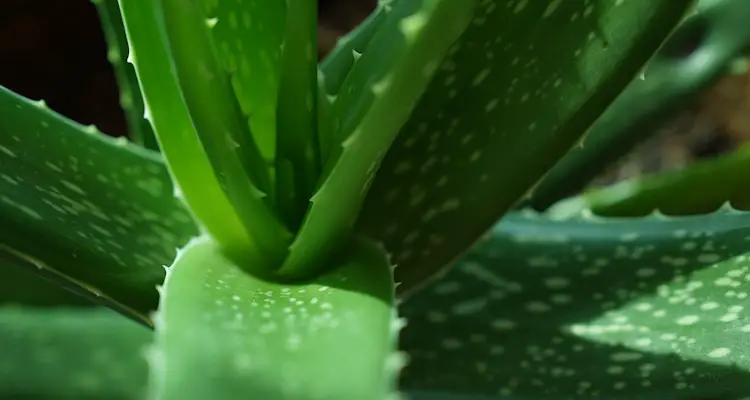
xmin=356 ymin=0 xmax=695 ymax=294
xmin=400 ymin=209 xmax=750 ymax=398
xmin=0 ymin=85 xmax=197 ymax=322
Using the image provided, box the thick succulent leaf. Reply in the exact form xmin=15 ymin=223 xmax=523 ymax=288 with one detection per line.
xmin=157 ymin=0 xmax=291 ymax=269
xmin=196 ymin=0 xmax=286 ymax=164
xmin=548 ymin=144 xmax=750 ymax=218
xmin=319 ymin=3 xmax=388 ymax=97
xmin=357 ymin=0 xmax=695 ymax=294
xmin=92 ymin=0 xmax=158 ymax=150
xmin=0 ymin=85 xmax=197 ymax=322
xmin=279 ymin=0 xmax=477 ymax=278
xmin=400 ymin=209 xmax=750 ymax=399
xmin=0 ymin=261 xmax=93 ymax=307
xmin=525 ymin=0 xmax=750 ymax=210
xmin=275 ymin=0 xmax=321 ymax=229
xmin=0 ymin=306 xmax=150 ymax=399
xmin=149 ymin=235 xmax=399 ymax=400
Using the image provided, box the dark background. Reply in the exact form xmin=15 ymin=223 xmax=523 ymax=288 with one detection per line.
xmin=1 ymin=0 xmax=748 ymax=185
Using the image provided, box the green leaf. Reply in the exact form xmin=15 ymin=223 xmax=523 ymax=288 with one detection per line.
xmin=0 ymin=85 xmax=197 ymax=322
xmin=548 ymin=144 xmax=750 ymax=218
xmin=0 ymin=261 xmax=93 ymax=307
xmin=155 ymin=0 xmax=291 ymax=269
xmin=400 ymin=209 xmax=750 ymax=399
xmin=525 ymin=0 xmax=750 ymax=210
xmin=148 ymin=235 xmax=400 ymax=400
xmin=279 ymin=0 xmax=478 ymax=279
xmin=91 ymin=0 xmax=158 ymax=150
xmin=357 ymin=0 xmax=695 ymax=295
xmin=0 ymin=306 xmax=150 ymax=399
xmin=319 ymin=3 xmax=388 ymax=97
xmin=196 ymin=0 xmax=286 ymax=168
xmin=275 ymin=0 xmax=321 ymax=230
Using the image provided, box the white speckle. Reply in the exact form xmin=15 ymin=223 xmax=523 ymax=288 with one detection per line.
xmin=707 ymin=347 xmax=731 ymax=358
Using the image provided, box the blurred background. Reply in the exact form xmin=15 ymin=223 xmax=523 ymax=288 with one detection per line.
xmin=1 ymin=0 xmax=749 ymax=188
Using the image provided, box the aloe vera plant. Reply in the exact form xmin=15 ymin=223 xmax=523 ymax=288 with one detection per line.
xmin=4 ymin=0 xmax=750 ymax=398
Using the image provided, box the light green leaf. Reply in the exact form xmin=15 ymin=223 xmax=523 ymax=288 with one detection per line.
xmin=357 ymin=0 xmax=695 ymax=296
xmin=149 ymin=235 xmax=399 ymax=400
xmin=280 ymin=0 xmax=478 ymax=279
xmin=0 ymin=85 xmax=197 ymax=322
xmin=118 ymin=0 xmax=281 ymax=269
xmin=400 ymin=209 xmax=750 ymax=399
xmin=156 ymin=0 xmax=291 ymax=270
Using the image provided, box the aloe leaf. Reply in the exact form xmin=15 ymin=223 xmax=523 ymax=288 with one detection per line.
xmin=400 ymin=208 xmax=750 ymax=398
xmin=196 ymin=0 xmax=286 ymax=169
xmin=0 ymin=261 xmax=93 ymax=307
xmin=279 ymin=0 xmax=478 ymax=278
xmin=275 ymin=0 xmax=321 ymax=229
xmin=155 ymin=0 xmax=291 ymax=269
xmin=148 ymin=235 xmax=400 ymax=400
xmin=357 ymin=0 xmax=695 ymax=295
xmin=525 ymin=0 xmax=750 ymax=210
xmin=0 ymin=85 xmax=197 ymax=322
xmin=0 ymin=306 xmax=150 ymax=399
xmin=548 ymin=144 xmax=750 ymax=218
xmin=319 ymin=3 xmax=388 ymax=97
xmin=118 ymin=1 xmax=288 ymax=270
xmin=91 ymin=0 xmax=158 ymax=150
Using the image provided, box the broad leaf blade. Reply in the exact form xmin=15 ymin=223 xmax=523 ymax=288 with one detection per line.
xmin=357 ymin=0 xmax=695 ymax=294
xmin=149 ymin=235 xmax=399 ymax=400
xmin=400 ymin=209 xmax=750 ymax=398
xmin=92 ymin=0 xmax=158 ymax=150
xmin=0 ymin=307 xmax=150 ymax=399
xmin=0 ymin=85 xmax=197 ymax=321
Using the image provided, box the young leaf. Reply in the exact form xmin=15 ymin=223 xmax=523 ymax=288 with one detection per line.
xmin=279 ymin=0 xmax=478 ymax=278
xmin=400 ymin=209 xmax=750 ymax=399
xmin=195 ymin=0 xmax=286 ymax=172
xmin=275 ymin=0 xmax=321 ymax=229
xmin=0 ymin=307 xmax=150 ymax=399
xmin=0 ymin=85 xmax=197 ymax=321
xmin=525 ymin=0 xmax=750 ymax=210
xmin=356 ymin=0 xmax=695 ymax=295
xmin=156 ymin=0 xmax=291 ymax=270
xmin=148 ymin=235 xmax=400 ymax=400
xmin=91 ymin=0 xmax=158 ymax=150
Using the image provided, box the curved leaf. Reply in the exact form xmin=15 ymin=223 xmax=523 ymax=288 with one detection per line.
xmin=0 ymin=85 xmax=197 ymax=322
xmin=117 ymin=0 xmax=277 ymax=268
